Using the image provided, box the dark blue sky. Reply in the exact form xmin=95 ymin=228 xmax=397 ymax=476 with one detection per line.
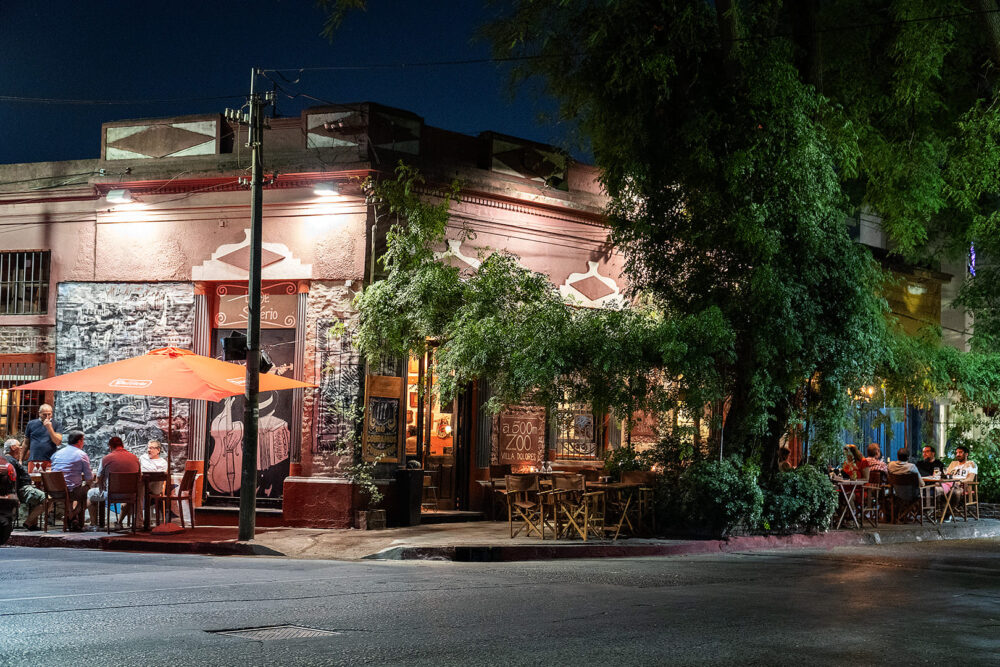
xmin=0 ymin=1 xmax=580 ymax=165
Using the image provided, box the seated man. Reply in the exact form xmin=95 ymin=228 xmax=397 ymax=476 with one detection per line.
xmin=87 ymin=436 xmax=141 ymax=530
xmin=942 ymin=445 xmax=978 ymax=506
xmin=50 ymin=431 xmax=94 ymax=531
xmin=915 ymin=445 xmax=947 ymax=477
xmin=4 ymin=439 xmax=45 ymax=530
xmin=887 ymin=448 xmax=924 ymax=486
xmin=864 ymin=443 xmax=888 ymax=475
xmin=0 ymin=457 xmax=17 ymax=545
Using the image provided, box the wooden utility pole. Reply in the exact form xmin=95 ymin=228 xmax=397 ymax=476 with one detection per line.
xmin=226 ymin=69 xmax=273 ymax=542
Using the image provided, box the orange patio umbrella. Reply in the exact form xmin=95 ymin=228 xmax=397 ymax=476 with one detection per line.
xmin=13 ymin=346 xmax=316 ymax=472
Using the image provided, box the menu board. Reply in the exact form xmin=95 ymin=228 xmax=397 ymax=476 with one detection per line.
xmin=362 ymin=375 xmax=404 ymax=463
xmin=497 ymin=406 xmax=545 ymax=465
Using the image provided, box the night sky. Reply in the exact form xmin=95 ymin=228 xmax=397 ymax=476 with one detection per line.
xmin=0 ymin=1 xmax=578 ymax=166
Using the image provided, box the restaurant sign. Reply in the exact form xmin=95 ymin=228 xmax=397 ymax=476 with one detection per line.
xmin=497 ymin=406 xmax=545 ymax=465
xmin=362 ymin=375 xmax=403 ymax=463
xmin=216 ymin=292 xmax=298 ymax=329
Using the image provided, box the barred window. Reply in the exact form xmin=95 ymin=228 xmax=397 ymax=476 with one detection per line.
xmin=0 ymin=359 xmax=47 ymax=438
xmin=553 ymin=401 xmax=598 ymax=459
xmin=0 ymin=251 xmax=51 ymax=315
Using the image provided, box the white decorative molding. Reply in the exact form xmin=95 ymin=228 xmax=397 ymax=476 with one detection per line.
xmin=433 ymin=239 xmax=482 ymax=270
xmin=192 ymin=229 xmax=312 ymax=280
xmin=559 ymin=261 xmax=623 ymax=308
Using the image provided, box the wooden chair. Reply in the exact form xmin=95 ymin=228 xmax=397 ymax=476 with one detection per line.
xmin=504 ymin=474 xmax=545 ymax=539
xmin=861 ymin=470 xmax=885 ymax=528
xmin=888 ymin=472 xmax=923 ymax=524
xmin=622 ymin=470 xmax=657 ymax=533
xmin=151 ymin=469 xmax=197 ymax=528
xmin=104 ymin=472 xmax=141 ymax=533
xmin=957 ymin=473 xmax=980 ymax=521
xmin=420 ymin=473 xmax=439 ymax=510
xmin=551 ymin=474 xmax=604 ymax=541
xmin=486 ymin=465 xmax=511 ymax=520
xmin=39 ymin=471 xmax=71 ymax=532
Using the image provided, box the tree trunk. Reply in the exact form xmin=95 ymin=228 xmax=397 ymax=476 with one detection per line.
xmin=976 ymin=0 xmax=1000 ymax=68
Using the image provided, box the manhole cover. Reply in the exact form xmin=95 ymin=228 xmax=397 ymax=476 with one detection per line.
xmin=210 ymin=625 xmax=340 ymax=640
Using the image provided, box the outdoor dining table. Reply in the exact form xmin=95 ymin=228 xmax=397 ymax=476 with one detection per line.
xmin=921 ymin=476 xmax=964 ymax=524
xmin=832 ymin=478 xmax=866 ymax=529
xmin=587 ymin=481 xmax=641 ymax=540
xmin=140 ymin=471 xmax=171 ymax=531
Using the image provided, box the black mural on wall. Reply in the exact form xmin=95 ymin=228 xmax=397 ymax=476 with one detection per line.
xmin=54 ymin=282 xmax=194 ymax=467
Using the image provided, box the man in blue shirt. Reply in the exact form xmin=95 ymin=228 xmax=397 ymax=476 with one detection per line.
xmin=50 ymin=430 xmax=93 ymax=531
xmin=22 ymin=404 xmax=63 ymax=468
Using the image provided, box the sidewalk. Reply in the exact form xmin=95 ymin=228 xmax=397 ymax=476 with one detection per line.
xmin=7 ymin=518 xmax=1000 ymax=561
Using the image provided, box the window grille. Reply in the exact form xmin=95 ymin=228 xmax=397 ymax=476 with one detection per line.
xmin=0 ymin=251 xmax=51 ymax=315
xmin=553 ymin=401 xmax=598 ymax=459
xmin=0 ymin=361 xmax=47 ymax=438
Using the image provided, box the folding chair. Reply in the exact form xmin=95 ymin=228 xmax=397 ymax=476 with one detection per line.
xmin=552 ymin=474 xmax=604 ymax=541
xmin=888 ymin=472 xmax=923 ymax=524
xmin=504 ymin=474 xmax=545 ymax=538
xmin=622 ymin=470 xmax=657 ymax=534
xmin=957 ymin=473 xmax=980 ymax=521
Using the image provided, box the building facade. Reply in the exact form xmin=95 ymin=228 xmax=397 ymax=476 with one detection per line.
xmin=0 ymin=103 xmax=624 ymax=526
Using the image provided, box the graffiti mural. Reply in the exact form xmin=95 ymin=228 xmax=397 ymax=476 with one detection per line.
xmin=315 ymin=319 xmax=362 ymax=452
xmin=54 ymin=282 xmax=195 ymax=466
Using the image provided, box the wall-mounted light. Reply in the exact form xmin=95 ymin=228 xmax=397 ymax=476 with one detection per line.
xmin=906 ymin=283 xmax=928 ymax=296
xmin=105 ymin=189 xmax=133 ymax=204
xmin=313 ymin=182 xmax=340 ymax=197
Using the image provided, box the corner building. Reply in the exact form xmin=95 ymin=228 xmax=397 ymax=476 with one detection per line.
xmin=0 ymin=103 xmax=627 ymax=527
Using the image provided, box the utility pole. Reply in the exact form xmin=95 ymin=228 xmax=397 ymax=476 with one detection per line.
xmin=225 ymin=69 xmax=273 ymax=542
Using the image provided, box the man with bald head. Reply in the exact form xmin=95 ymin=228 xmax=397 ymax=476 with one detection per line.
xmin=22 ymin=403 xmax=63 ymax=471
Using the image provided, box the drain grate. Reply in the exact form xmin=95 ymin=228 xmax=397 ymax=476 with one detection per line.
xmin=210 ymin=625 xmax=340 ymax=641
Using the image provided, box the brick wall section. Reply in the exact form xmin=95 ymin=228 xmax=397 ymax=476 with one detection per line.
xmin=302 ymin=280 xmax=363 ymax=478
xmin=55 ymin=282 xmax=195 ymax=468
xmin=0 ymin=326 xmax=54 ymax=354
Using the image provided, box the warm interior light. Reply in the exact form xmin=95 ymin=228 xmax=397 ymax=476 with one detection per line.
xmin=106 ymin=189 xmax=133 ymax=204
xmin=313 ymin=182 xmax=339 ymax=197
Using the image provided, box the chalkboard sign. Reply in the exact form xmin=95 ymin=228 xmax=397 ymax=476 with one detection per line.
xmin=362 ymin=375 xmax=403 ymax=463
xmin=498 ymin=407 xmax=545 ymax=465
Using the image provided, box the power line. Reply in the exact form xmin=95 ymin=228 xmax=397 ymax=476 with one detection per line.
xmin=0 ymin=94 xmax=245 ymax=106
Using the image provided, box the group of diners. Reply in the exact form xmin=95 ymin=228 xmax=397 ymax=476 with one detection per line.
xmin=836 ymin=441 xmax=979 ymax=516
xmin=2 ymin=403 xmax=171 ymax=532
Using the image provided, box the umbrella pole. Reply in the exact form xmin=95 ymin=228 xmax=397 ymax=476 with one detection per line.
xmin=167 ymin=397 xmax=173 ymax=473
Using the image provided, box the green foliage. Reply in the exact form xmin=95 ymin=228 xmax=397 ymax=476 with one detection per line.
xmin=356 ymin=162 xmax=733 ymax=421
xmin=676 ymin=457 xmax=764 ymax=537
xmin=602 ymin=444 xmax=652 ymax=479
xmin=762 ymin=465 xmax=838 ymax=534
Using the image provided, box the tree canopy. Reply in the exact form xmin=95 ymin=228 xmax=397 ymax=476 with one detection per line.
xmin=332 ymin=1 xmax=1000 ymax=467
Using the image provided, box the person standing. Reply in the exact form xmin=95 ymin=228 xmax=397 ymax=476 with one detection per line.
xmin=3 ymin=439 xmax=45 ymax=530
xmin=49 ymin=431 xmax=93 ymax=531
xmin=22 ymin=403 xmax=63 ymax=471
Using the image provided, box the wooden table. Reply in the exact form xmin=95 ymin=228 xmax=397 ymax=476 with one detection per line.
xmin=587 ymin=481 xmax=640 ymax=539
xmin=140 ymin=471 xmax=171 ymax=530
xmin=833 ymin=479 xmax=866 ymax=529
xmin=921 ymin=476 xmax=961 ymax=524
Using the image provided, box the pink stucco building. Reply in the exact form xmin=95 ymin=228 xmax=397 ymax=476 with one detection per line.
xmin=0 ymin=102 xmax=626 ymax=527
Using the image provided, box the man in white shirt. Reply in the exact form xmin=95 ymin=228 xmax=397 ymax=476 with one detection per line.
xmin=946 ymin=445 xmax=978 ymax=479
xmin=139 ymin=440 xmax=168 ymax=474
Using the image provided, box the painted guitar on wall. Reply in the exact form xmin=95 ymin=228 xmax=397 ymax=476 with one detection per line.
xmin=208 ymin=396 xmax=244 ymax=495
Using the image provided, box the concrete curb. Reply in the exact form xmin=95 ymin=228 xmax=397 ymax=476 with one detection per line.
xmin=6 ymin=532 xmax=286 ymax=557
xmin=366 ymin=520 xmax=1000 ymax=562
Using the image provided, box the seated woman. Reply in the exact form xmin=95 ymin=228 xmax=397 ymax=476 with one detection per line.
xmin=842 ymin=444 xmax=870 ymax=481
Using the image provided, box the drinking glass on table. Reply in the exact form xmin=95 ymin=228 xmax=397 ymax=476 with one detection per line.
xmin=933 ymin=467 xmax=941 ymax=478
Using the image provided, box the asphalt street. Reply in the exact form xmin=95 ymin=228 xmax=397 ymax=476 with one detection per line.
xmin=1 ymin=539 xmax=999 ymax=666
